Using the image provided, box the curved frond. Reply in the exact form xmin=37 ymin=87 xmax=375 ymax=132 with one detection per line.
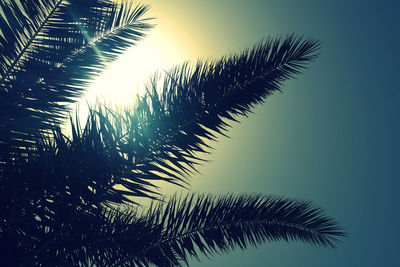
xmin=42 ymin=194 xmax=343 ymax=267
xmin=92 ymin=35 xmax=320 ymax=192
xmin=129 ymin=194 xmax=345 ymax=266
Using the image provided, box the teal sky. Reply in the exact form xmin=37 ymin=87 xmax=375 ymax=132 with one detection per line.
xmin=109 ymin=0 xmax=399 ymax=266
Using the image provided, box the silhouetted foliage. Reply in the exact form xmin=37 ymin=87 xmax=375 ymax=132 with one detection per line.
xmin=0 ymin=0 xmax=345 ymax=266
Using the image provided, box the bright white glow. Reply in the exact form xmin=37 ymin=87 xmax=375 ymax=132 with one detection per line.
xmin=72 ymin=27 xmax=192 ymax=127
xmin=82 ymin=34 xmax=179 ymax=107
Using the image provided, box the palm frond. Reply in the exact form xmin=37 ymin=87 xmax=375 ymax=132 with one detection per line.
xmin=131 ymin=193 xmax=345 ymax=266
xmin=88 ymin=35 xmax=320 ymax=196
xmin=45 ymin=193 xmax=343 ymax=267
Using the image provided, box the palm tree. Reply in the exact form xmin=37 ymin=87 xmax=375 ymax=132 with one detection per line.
xmin=0 ymin=0 xmax=345 ymax=266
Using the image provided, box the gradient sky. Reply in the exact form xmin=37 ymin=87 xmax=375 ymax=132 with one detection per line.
xmin=90 ymin=0 xmax=400 ymax=266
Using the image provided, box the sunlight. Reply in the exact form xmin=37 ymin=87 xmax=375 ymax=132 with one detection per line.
xmin=82 ymin=33 xmax=178 ymax=108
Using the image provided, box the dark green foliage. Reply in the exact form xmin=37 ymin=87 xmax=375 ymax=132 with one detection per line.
xmin=0 ymin=0 xmax=344 ymax=266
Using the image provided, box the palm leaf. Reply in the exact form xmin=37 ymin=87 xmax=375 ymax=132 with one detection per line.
xmin=131 ymin=193 xmax=345 ymax=266
xmin=43 ymin=193 xmax=344 ymax=266
xmin=85 ymin=36 xmax=320 ymax=199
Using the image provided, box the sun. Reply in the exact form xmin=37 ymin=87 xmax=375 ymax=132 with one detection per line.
xmin=82 ymin=33 xmax=175 ymax=108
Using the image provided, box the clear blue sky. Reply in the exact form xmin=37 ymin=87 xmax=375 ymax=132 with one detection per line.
xmin=135 ymin=1 xmax=400 ymax=266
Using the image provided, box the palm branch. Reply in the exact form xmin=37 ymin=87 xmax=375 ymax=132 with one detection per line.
xmin=21 ymin=193 xmax=344 ymax=266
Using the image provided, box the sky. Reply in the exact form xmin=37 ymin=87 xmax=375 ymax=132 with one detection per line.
xmin=85 ymin=0 xmax=400 ymax=266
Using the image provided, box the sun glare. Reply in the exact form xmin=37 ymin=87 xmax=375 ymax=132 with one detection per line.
xmin=83 ymin=34 xmax=177 ymax=108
